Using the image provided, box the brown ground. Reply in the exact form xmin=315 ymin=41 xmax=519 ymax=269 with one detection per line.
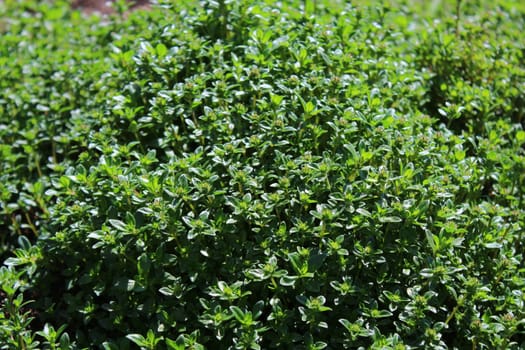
xmin=71 ymin=0 xmax=150 ymax=14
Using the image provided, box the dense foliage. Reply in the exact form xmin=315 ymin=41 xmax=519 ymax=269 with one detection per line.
xmin=1 ymin=0 xmax=525 ymax=348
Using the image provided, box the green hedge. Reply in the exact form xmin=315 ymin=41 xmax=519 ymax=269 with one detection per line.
xmin=1 ymin=0 xmax=524 ymax=349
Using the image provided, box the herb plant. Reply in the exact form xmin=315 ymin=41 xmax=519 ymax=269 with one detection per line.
xmin=1 ymin=0 xmax=524 ymax=349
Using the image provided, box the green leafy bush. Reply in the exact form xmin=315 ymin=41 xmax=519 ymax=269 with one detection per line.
xmin=1 ymin=0 xmax=524 ymax=349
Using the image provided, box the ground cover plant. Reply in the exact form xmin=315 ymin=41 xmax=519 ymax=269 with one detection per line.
xmin=1 ymin=0 xmax=525 ymax=348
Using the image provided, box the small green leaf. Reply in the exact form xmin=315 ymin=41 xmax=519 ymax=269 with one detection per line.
xmin=484 ymin=242 xmax=502 ymax=249
xmin=487 ymin=151 xmax=499 ymax=162
xmin=454 ymin=149 xmax=466 ymax=161
xmin=165 ymin=337 xmax=185 ymax=350
xmin=378 ymin=216 xmax=402 ymax=223
xmin=156 ymin=43 xmax=168 ymax=57
xmin=109 ymin=219 xmax=127 ymax=232
xmin=102 ymin=342 xmax=119 ymax=350
xmin=279 ymin=275 xmax=297 ymax=287
xmin=516 ymin=130 xmax=525 ymax=143
xmin=304 ymin=101 xmax=315 ymax=114
xmin=369 ymin=308 xmax=393 ymax=318
xmin=356 ymin=208 xmax=371 ymax=217
xmin=126 ymin=334 xmax=148 ymax=347
xmin=230 ymin=306 xmax=245 ymax=323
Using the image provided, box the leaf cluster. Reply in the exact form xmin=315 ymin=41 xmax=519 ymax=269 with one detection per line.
xmin=1 ymin=0 xmax=524 ymax=349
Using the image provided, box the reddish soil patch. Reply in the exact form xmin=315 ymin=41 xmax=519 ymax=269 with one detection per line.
xmin=72 ymin=0 xmax=150 ymax=14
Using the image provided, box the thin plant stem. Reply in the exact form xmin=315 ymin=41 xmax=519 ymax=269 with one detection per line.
xmin=456 ymin=0 xmax=462 ymax=37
